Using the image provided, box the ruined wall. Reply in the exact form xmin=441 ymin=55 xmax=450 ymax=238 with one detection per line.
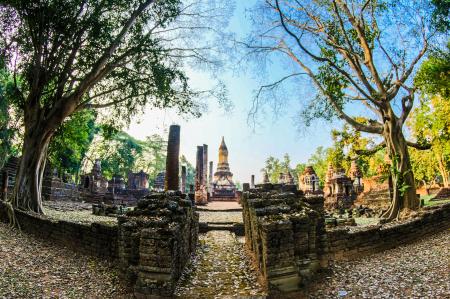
xmin=241 ymin=183 xmax=326 ymax=293
xmin=242 ymin=184 xmax=450 ymax=295
xmin=0 ymin=201 xmax=118 ymax=259
xmin=118 ymin=191 xmax=199 ymax=298
xmin=0 ymin=190 xmax=199 ymax=298
xmin=325 ymin=203 xmax=450 ymax=260
xmin=0 ymin=157 xmax=20 ymax=200
xmin=42 ymin=177 xmax=80 ymax=201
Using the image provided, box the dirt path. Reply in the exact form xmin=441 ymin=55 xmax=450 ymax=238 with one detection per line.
xmin=174 ymin=230 xmax=267 ymax=298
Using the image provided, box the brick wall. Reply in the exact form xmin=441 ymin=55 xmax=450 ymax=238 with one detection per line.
xmin=242 ymin=183 xmax=450 ymax=296
xmin=42 ymin=177 xmax=80 ymax=201
xmin=325 ymin=203 xmax=450 ymax=260
xmin=0 ymin=191 xmax=199 ymax=298
xmin=0 ymin=201 xmax=118 ymax=259
xmin=241 ymin=183 xmax=326 ymax=293
xmin=118 ymin=191 xmax=199 ymax=298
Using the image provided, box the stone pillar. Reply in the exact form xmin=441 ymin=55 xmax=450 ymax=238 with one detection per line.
xmin=263 ymin=171 xmax=270 ymax=183
xmin=195 ymin=146 xmax=207 ymax=204
xmin=181 ymin=166 xmax=187 ymax=193
xmin=202 ymin=144 xmax=208 ymax=187
xmin=251 ymin=175 xmax=255 ymax=189
xmin=1 ymin=171 xmax=8 ymax=201
xmin=165 ymin=125 xmax=180 ymax=191
xmin=202 ymin=145 xmax=208 ymax=201
xmin=195 ymin=146 xmax=203 ymax=192
xmin=209 ymin=161 xmax=213 ymax=195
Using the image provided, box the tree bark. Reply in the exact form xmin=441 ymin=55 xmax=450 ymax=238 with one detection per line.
xmin=436 ymin=154 xmax=449 ymax=188
xmin=1 ymin=171 xmax=8 ymax=202
xmin=12 ymin=123 xmax=54 ymax=213
xmin=381 ymin=107 xmax=419 ymax=221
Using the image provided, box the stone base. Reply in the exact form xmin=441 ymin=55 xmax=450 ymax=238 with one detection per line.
xmin=210 ymin=196 xmax=238 ymax=202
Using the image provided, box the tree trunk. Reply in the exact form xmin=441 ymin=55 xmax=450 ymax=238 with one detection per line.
xmin=12 ymin=125 xmax=53 ymax=214
xmin=381 ymin=108 xmax=419 ymax=221
xmin=1 ymin=171 xmax=8 ymax=202
xmin=436 ymin=154 xmax=449 ymax=188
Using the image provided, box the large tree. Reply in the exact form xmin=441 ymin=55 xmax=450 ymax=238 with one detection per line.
xmin=246 ymin=0 xmax=441 ymax=220
xmin=0 ymin=0 xmax=229 ymax=213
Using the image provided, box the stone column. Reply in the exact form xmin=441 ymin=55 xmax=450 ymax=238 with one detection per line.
xmin=263 ymin=171 xmax=270 ymax=183
xmin=202 ymin=145 xmax=208 ymax=201
xmin=195 ymin=146 xmax=207 ymax=204
xmin=251 ymin=175 xmax=255 ymax=189
xmin=165 ymin=125 xmax=180 ymax=191
xmin=195 ymin=146 xmax=203 ymax=192
xmin=202 ymin=144 xmax=208 ymax=187
xmin=181 ymin=166 xmax=187 ymax=193
xmin=209 ymin=161 xmax=213 ymax=195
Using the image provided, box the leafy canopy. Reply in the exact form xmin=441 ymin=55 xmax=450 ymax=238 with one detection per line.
xmin=0 ymin=0 xmax=230 ymax=129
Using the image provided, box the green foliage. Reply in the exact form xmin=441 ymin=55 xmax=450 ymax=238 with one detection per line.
xmin=180 ymin=155 xmax=195 ymax=192
xmin=301 ymin=64 xmax=348 ymax=125
xmin=431 ymin=0 xmax=450 ymax=32
xmin=261 ymin=156 xmax=283 ymax=183
xmin=48 ymin=110 xmax=97 ymax=177
xmin=390 ymin=155 xmax=411 ymax=196
xmin=0 ymin=60 xmax=22 ymax=168
xmin=0 ymin=0 xmax=230 ymax=156
xmin=261 ymin=153 xmax=299 ymax=183
xmin=410 ymin=44 xmax=450 ymax=186
xmin=307 ymin=146 xmax=329 ymax=187
xmin=294 ymin=163 xmax=306 ymax=179
xmin=83 ymin=131 xmax=167 ymax=181
xmin=409 ymin=147 xmax=437 ymax=185
xmin=135 ymin=134 xmax=167 ymax=185
xmin=415 ymin=43 xmax=450 ymax=98
xmin=329 ymin=121 xmax=384 ymax=177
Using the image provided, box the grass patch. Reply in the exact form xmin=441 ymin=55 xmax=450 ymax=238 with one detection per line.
xmin=421 ymin=194 xmax=450 ymax=207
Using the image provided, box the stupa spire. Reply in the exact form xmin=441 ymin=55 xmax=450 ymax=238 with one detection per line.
xmin=218 ymin=136 xmax=229 ymax=165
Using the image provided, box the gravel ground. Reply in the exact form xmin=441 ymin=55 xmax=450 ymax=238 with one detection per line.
xmin=0 ymin=222 xmax=130 ymax=299
xmin=43 ymin=201 xmax=118 ymax=226
xmin=306 ymin=229 xmax=450 ymax=299
xmin=174 ymin=231 xmax=267 ymax=298
xmin=198 ymin=211 xmax=243 ymax=223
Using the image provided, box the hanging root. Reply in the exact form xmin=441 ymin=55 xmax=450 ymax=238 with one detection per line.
xmin=4 ymin=201 xmax=21 ymax=230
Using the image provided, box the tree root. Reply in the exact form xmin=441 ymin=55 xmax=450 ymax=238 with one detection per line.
xmin=4 ymin=201 xmax=21 ymax=230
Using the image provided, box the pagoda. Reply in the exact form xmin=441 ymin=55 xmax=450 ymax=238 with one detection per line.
xmin=211 ymin=137 xmax=237 ymax=201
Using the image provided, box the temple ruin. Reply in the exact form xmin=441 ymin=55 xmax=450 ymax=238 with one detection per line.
xmin=211 ymin=137 xmax=237 ymax=201
xmin=298 ymin=166 xmax=322 ymax=196
xmin=324 ymin=162 xmax=364 ymax=210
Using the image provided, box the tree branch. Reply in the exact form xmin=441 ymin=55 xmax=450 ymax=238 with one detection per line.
xmin=282 ymin=45 xmax=383 ymax=134
xmin=335 ymin=0 xmax=386 ymax=96
xmin=275 ymin=0 xmax=375 ymax=101
xmin=407 ymin=141 xmax=431 ymax=150
xmin=355 ymin=141 xmax=385 ymax=156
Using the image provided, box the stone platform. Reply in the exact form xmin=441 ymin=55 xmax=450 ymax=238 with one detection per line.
xmin=196 ymin=201 xmax=242 ymax=212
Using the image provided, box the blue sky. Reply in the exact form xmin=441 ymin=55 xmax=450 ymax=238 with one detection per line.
xmin=126 ymin=1 xmax=336 ymax=184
